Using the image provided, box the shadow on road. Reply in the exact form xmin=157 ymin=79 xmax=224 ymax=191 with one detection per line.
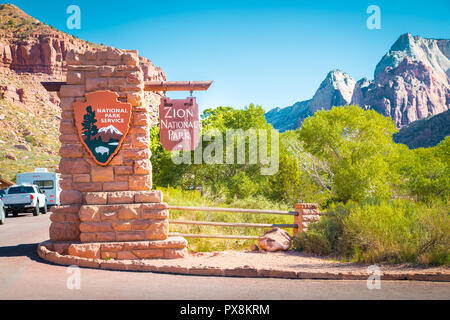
xmin=6 ymin=212 xmax=39 ymax=218
xmin=0 ymin=243 xmax=41 ymax=261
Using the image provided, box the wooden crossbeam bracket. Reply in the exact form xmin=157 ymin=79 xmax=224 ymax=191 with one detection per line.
xmin=41 ymin=81 xmax=213 ymax=92
xmin=145 ymin=81 xmax=213 ymax=92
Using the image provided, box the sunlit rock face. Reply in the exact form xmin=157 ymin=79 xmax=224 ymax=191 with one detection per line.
xmin=354 ymin=56 xmax=449 ymax=127
xmin=308 ymin=69 xmax=357 ymax=114
xmin=266 ymin=33 xmax=450 ymax=131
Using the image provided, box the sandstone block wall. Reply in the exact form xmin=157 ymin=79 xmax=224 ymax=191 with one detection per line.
xmin=294 ymin=203 xmax=322 ymax=235
xmin=77 ymin=190 xmax=168 ymax=242
xmin=67 ymin=237 xmax=188 ymax=260
xmin=49 ymin=47 xmax=162 ymax=242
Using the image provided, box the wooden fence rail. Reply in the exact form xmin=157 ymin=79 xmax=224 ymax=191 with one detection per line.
xmin=168 ymin=206 xmax=297 ymax=216
xmin=169 ymin=233 xmax=259 ymax=240
xmin=167 ymin=205 xmax=311 ymax=240
xmin=169 ymin=219 xmax=297 ymax=229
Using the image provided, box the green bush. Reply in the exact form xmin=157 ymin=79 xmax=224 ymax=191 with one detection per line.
xmin=294 ymin=204 xmax=353 ymax=257
xmin=294 ymin=200 xmax=449 ymax=265
xmin=24 ymin=135 xmax=38 ymax=146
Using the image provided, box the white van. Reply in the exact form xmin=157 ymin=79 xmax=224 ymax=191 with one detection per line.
xmin=16 ymin=169 xmax=61 ymax=208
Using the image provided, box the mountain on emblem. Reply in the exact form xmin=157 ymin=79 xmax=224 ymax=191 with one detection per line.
xmin=95 ymin=125 xmax=124 ymax=143
xmin=73 ymin=91 xmax=132 ymax=166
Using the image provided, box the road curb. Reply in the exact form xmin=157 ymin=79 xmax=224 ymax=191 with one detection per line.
xmin=37 ymin=241 xmax=450 ymax=282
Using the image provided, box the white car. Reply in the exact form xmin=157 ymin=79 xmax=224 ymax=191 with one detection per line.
xmin=2 ymin=184 xmax=47 ymax=217
xmin=0 ymin=199 xmax=5 ymax=225
xmin=16 ymin=169 xmax=61 ymax=209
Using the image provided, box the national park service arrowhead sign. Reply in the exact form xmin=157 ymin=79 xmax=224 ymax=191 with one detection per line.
xmin=73 ymin=91 xmax=132 ymax=166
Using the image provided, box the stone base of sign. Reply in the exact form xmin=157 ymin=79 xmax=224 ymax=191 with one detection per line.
xmin=37 ymin=241 xmax=450 ymax=282
xmin=49 ymin=204 xmax=82 ymax=241
xmin=50 ymin=190 xmax=174 ymax=244
xmin=39 ymin=238 xmax=187 ymax=261
xmin=84 ymin=190 xmax=163 ymax=205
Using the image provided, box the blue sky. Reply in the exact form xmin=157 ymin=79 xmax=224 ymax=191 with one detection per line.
xmin=10 ymin=0 xmax=450 ymax=113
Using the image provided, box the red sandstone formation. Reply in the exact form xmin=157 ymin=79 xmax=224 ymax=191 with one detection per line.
xmin=0 ymin=4 xmax=165 ymax=176
xmin=354 ymin=57 xmax=450 ymax=127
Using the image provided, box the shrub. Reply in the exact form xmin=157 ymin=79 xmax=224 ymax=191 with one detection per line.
xmin=294 ymin=203 xmax=353 ymax=257
xmin=294 ymin=232 xmax=332 ymax=256
xmin=24 ymin=135 xmax=38 ymax=146
xmin=227 ymin=172 xmax=258 ymax=199
xmin=293 ymin=200 xmax=449 ymax=265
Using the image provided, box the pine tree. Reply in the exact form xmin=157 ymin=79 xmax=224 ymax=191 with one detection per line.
xmin=82 ymin=106 xmax=98 ymax=142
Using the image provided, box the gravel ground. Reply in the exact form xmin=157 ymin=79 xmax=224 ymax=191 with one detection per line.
xmin=148 ymin=250 xmax=449 ymax=277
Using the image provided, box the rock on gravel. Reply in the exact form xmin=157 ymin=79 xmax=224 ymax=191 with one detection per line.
xmin=258 ymin=227 xmax=291 ymax=252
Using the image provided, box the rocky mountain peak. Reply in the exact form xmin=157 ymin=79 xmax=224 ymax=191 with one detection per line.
xmin=359 ymin=56 xmax=449 ymax=127
xmin=266 ymin=33 xmax=449 ymax=134
xmin=308 ymin=69 xmax=356 ymax=113
xmin=375 ymin=33 xmax=450 ymax=82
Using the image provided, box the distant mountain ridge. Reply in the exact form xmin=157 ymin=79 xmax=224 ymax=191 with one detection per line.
xmin=266 ymin=33 xmax=450 ymax=135
xmin=394 ymin=109 xmax=450 ymax=149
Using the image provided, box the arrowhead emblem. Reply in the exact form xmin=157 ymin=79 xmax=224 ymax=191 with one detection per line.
xmin=73 ymin=91 xmax=132 ymax=166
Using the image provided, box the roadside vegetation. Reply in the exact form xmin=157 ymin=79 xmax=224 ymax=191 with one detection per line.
xmin=294 ymin=199 xmax=449 ymax=265
xmin=163 ymin=186 xmax=291 ymax=252
xmin=153 ymin=105 xmax=449 ymax=265
xmin=0 ymin=99 xmax=60 ymax=181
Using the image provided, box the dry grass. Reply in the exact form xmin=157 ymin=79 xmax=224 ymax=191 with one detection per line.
xmin=294 ymin=199 xmax=450 ymax=266
xmin=160 ymin=186 xmax=294 ymax=252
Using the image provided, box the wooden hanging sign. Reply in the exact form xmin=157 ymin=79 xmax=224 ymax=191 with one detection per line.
xmin=73 ymin=91 xmax=132 ymax=166
xmin=159 ymin=97 xmax=200 ymax=151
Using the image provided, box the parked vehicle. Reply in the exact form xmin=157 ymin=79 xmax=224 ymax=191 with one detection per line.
xmin=16 ymin=169 xmax=61 ymax=209
xmin=0 ymin=199 xmax=5 ymax=225
xmin=2 ymin=184 xmax=47 ymax=217
xmin=0 ymin=189 xmax=6 ymax=200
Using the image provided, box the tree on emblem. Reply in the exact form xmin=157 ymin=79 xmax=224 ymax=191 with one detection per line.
xmin=82 ymin=106 xmax=98 ymax=143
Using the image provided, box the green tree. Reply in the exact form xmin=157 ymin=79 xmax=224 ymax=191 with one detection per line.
xmin=189 ymin=104 xmax=273 ymax=199
xmin=266 ymin=130 xmax=331 ymax=206
xmin=150 ymin=126 xmax=188 ymax=187
xmin=298 ymin=105 xmax=398 ymax=203
xmin=396 ymin=137 xmax=450 ymax=201
xmin=152 ymin=104 xmax=277 ymax=200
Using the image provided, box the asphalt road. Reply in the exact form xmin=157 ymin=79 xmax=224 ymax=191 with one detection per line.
xmin=0 ymin=211 xmax=449 ymax=300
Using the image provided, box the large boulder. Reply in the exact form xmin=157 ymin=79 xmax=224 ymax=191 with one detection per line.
xmin=257 ymin=228 xmax=291 ymax=252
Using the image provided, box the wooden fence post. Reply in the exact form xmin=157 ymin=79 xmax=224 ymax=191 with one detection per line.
xmin=293 ymin=204 xmax=303 ymax=237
